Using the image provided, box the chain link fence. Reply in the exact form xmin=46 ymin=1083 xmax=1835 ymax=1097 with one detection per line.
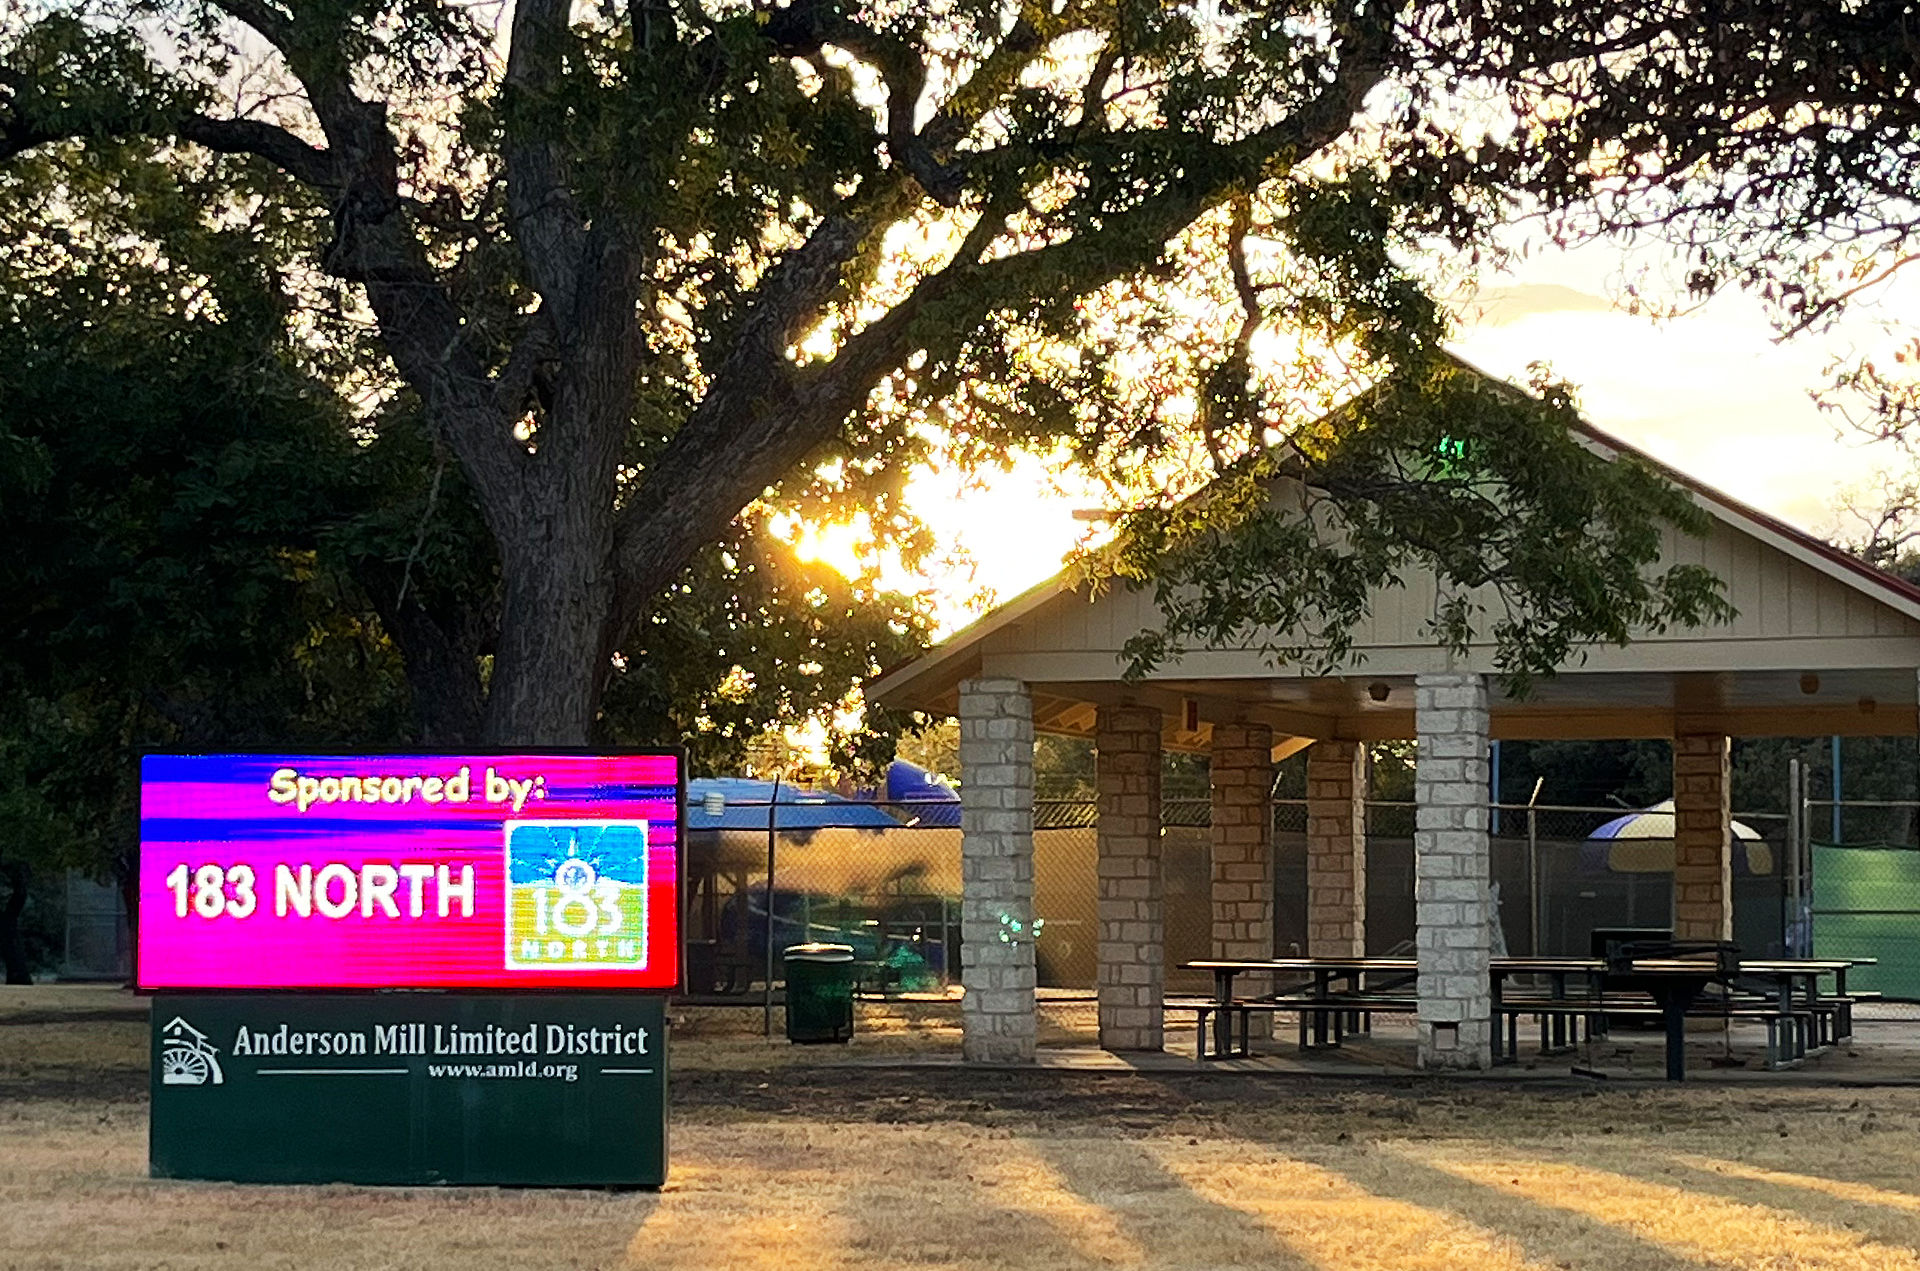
xmin=692 ymin=793 xmax=1920 ymax=1002
xmin=689 ymin=795 xmax=1812 ymax=1001
xmin=52 ymin=790 xmax=1920 ymax=1003
xmin=1806 ymin=800 xmax=1920 ymax=1003
xmin=60 ymin=874 xmax=127 ymax=980
xmin=1274 ymin=801 xmax=1795 ymax=963
xmin=681 ymin=800 xmax=966 ymax=1001
xmin=686 ymin=794 xmax=1920 ymax=1003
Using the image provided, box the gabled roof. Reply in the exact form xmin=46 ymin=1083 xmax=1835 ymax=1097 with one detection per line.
xmin=866 ymin=376 xmax=1920 ymax=744
xmin=1568 ymin=417 xmax=1920 ymax=615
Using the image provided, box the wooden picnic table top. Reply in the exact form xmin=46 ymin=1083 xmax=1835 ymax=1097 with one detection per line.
xmin=1185 ymin=958 xmax=1414 ymax=972
xmin=1188 ymin=957 xmax=1608 ymax=975
xmin=1195 ymin=956 xmax=1730 ymax=979
xmin=1185 ymin=955 xmax=1876 ymax=979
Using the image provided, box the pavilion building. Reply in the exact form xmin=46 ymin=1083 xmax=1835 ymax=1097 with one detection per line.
xmin=865 ymin=421 xmax=1920 ymax=1069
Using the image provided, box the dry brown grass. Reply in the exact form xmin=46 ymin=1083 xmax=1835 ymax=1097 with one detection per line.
xmin=10 ymin=985 xmax=1920 ymax=1271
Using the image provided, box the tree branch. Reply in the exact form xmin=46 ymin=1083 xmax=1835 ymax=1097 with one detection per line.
xmin=1777 ymin=251 xmax=1920 ymax=339
xmin=921 ymin=12 xmax=1043 ymax=149
xmin=0 ymin=46 xmax=342 ymax=207
xmin=174 ymin=114 xmax=339 ymax=191
xmin=193 ymin=1 xmax=530 ymax=527
xmin=764 ymin=0 xmax=966 ymax=206
xmin=503 ymin=0 xmax=588 ymax=319
xmin=606 ymin=0 xmax=1398 ymax=632
xmin=609 ymin=209 xmax=871 ymax=618
xmin=206 ymin=0 xmax=297 ymax=50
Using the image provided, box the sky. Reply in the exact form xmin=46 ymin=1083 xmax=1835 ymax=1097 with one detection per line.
xmin=1448 ymin=242 xmax=1911 ymax=538
xmin=857 ymin=241 xmax=1920 ymax=635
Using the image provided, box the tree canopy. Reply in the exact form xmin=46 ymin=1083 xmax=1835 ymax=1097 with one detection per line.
xmin=2 ymin=0 xmax=1780 ymax=751
xmin=0 ymin=174 xmax=410 ymax=979
xmin=1435 ymin=2 xmax=1920 ymax=427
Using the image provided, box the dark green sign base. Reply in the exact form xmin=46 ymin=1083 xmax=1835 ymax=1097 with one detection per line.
xmin=151 ymin=993 xmax=667 ymax=1187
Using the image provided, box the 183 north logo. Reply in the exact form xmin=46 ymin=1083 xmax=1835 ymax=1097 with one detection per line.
xmin=504 ymin=821 xmax=649 ymax=970
xmin=159 ymin=1017 xmax=224 ymax=1085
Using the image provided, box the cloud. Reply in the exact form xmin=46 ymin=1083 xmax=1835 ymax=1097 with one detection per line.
xmin=1457 ymin=284 xmax=1619 ymax=327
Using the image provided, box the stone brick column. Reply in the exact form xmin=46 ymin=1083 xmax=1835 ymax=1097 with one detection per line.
xmin=1414 ymin=673 xmax=1492 ymax=1071
xmin=1211 ymin=722 xmax=1274 ymax=1035
xmin=958 ymin=677 xmax=1037 ymax=1063
xmin=1673 ymin=733 xmax=1732 ymax=942
xmin=1306 ymin=739 xmax=1367 ymax=958
xmin=1096 ymin=704 xmax=1164 ymax=1052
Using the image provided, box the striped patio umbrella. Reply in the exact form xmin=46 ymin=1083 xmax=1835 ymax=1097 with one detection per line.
xmin=1583 ymin=799 xmax=1774 ymax=875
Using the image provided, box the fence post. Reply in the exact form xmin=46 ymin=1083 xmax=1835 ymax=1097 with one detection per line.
xmin=1788 ymin=759 xmax=1802 ymax=958
xmin=1832 ymin=735 xmax=1843 ymax=847
xmin=1526 ymin=777 xmax=1544 ymax=956
xmin=1800 ymin=762 xmax=1815 ymax=957
xmin=764 ymin=780 xmax=779 ymax=1038
xmin=1491 ymin=740 xmax=1501 ymax=837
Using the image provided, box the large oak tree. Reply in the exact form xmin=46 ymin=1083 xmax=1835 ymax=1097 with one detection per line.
xmin=2 ymin=0 xmax=1739 ymax=747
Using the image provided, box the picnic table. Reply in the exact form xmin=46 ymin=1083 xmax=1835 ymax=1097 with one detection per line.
xmin=1492 ymin=954 xmax=1872 ymax=1078
xmin=1736 ymin=958 xmax=1867 ymax=1040
xmin=1180 ymin=954 xmax=1874 ymax=1080
xmin=1181 ymin=957 xmax=1417 ymax=1060
xmin=1490 ymin=955 xmax=1720 ymax=1080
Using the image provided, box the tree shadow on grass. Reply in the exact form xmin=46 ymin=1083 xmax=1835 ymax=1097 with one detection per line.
xmin=1326 ymin=1143 xmax=1720 ymax=1271
xmin=0 ymin=1070 xmax=147 ymax=1103
xmin=629 ymin=1119 xmax=1163 ymax=1271
xmin=0 ymin=1008 xmax=148 ymax=1026
xmin=831 ymin=1157 xmax=1147 ymax=1271
xmin=1575 ymin=1145 xmax=1920 ymax=1254
xmin=1023 ymin=1132 xmax=1322 ymax=1271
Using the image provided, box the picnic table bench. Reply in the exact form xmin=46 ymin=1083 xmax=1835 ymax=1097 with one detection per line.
xmin=1178 ymin=958 xmax=1418 ymax=1060
xmin=1176 ymin=952 xmax=1874 ymax=1079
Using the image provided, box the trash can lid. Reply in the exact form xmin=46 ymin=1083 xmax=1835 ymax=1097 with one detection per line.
xmin=783 ymin=942 xmax=856 ymax=962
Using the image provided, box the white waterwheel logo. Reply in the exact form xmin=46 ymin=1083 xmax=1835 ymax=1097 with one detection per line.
xmin=160 ymin=1017 xmax=225 ymax=1086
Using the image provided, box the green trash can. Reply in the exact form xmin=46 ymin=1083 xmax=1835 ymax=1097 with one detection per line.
xmin=783 ymin=943 xmax=856 ymax=1044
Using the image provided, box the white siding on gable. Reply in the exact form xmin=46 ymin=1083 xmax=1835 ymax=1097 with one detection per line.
xmin=1718 ymin=531 xmax=1755 ymax=640
xmin=978 ymin=512 xmax=1920 ymax=682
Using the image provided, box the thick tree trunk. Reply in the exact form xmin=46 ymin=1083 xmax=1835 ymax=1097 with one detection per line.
xmin=0 ymin=858 xmax=32 ymax=986
xmin=475 ymin=230 xmax=639 ymax=747
xmin=479 ymin=381 xmax=626 ymax=747
xmin=484 ymin=536 xmax=615 ymax=746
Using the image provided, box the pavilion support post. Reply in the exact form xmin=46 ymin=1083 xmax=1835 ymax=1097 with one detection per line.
xmin=1414 ymin=673 xmax=1493 ymax=1071
xmin=1097 ymin=704 xmax=1164 ymax=1052
xmin=1673 ymin=733 xmax=1733 ymax=942
xmin=1306 ymin=739 xmax=1367 ymax=958
xmin=958 ymin=677 xmax=1037 ymax=1064
xmin=1211 ymin=722 xmax=1274 ymax=1036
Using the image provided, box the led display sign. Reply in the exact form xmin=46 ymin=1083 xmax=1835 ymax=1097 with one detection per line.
xmin=137 ymin=753 xmax=682 ymax=991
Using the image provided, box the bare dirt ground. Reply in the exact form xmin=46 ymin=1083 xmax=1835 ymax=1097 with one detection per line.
xmin=11 ymin=984 xmax=1920 ymax=1271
